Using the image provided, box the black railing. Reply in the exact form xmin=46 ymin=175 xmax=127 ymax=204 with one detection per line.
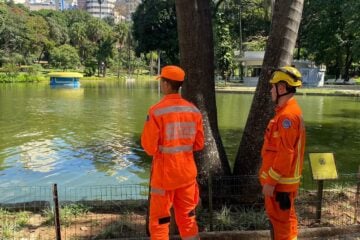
xmin=0 ymin=173 xmax=359 ymax=239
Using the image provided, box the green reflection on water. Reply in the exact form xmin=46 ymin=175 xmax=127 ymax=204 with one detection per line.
xmin=217 ymin=92 xmax=360 ymax=176
xmin=0 ymin=80 xmax=359 ymax=189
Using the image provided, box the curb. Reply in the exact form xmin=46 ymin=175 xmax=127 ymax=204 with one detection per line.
xmin=215 ymin=87 xmax=360 ymax=97
xmin=110 ymin=224 xmax=360 ymax=240
xmin=197 ymin=225 xmax=360 ymax=239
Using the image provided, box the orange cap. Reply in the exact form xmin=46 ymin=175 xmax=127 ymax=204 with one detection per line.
xmin=157 ymin=65 xmax=185 ymax=82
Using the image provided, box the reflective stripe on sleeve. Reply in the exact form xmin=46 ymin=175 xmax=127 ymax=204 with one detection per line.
xmin=268 ymin=167 xmax=301 ymax=184
xmin=261 ymin=171 xmax=268 ymax=179
xmin=159 ymin=145 xmax=193 ymax=154
xmin=154 ymin=106 xmax=200 ymax=116
xmin=278 ymin=176 xmax=301 ymax=184
xmin=268 ymin=167 xmax=281 ymax=181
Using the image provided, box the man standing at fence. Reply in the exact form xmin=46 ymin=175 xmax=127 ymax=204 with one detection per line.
xmin=259 ymin=66 xmax=306 ymax=240
xmin=141 ymin=65 xmax=204 ymax=240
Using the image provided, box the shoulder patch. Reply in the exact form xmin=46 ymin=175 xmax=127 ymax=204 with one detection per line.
xmin=282 ymin=119 xmax=292 ymax=129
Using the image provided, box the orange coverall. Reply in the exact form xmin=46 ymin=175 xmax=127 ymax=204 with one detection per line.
xmin=141 ymin=93 xmax=204 ymax=240
xmin=259 ymin=97 xmax=306 ymax=240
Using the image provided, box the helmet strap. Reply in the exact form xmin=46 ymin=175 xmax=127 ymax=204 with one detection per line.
xmin=275 ymin=84 xmax=292 ymax=105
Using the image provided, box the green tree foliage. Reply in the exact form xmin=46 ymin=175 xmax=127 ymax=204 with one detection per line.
xmin=0 ymin=3 xmax=29 ymax=64
xmin=69 ymin=22 xmax=88 ymax=61
xmin=49 ymin=44 xmax=80 ymax=70
xmin=97 ymin=35 xmax=115 ymax=76
xmin=131 ymin=0 xmax=271 ymax=76
xmin=64 ymin=9 xmax=92 ymax=26
xmin=132 ymin=0 xmax=179 ymax=64
xmin=343 ymin=1 xmax=360 ymax=63
xmin=82 ymin=18 xmax=115 ymax=76
xmin=26 ymin=15 xmax=50 ymax=62
xmin=214 ymin=12 xmax=235 ymax=80
xmin=113 ymin=22 xmax=130 ymax=71
xmin=113 ymin=22 xmax=130 ymax=49
xmin=2 ymin=62 xmax=19 ymax=81
xmin=216 ymin=0 xmax=271 ymax=51
xmin=300 ymin=0 xmax=360 ymax=80
xmin=35 ymin=10 xmax=69 ymax=46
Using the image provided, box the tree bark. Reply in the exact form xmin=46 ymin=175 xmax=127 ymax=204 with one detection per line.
xmin=233 ymin=0 xmax=304 ymax=178
xmin=175 ymin=0 xmax=231 ymax=201
xmin=343 ymin=45 xmax=353 ymax=82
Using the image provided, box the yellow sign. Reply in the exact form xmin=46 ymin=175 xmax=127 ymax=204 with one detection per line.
xmin=309 ymin=153 xmax=338 ymax=180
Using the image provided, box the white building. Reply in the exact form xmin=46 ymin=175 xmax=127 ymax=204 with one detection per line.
xmin=86 ymin=0 xmax=116 ymax=19
xmin=13 ymin=0 xmax=77 ymax=11
xmin=237 ymin=51 xmax=325 ymax=87
xmin=12 ymin=0 xmax=28 ymax=4
xmin=28 ymin=0 xmax=58 ymax=11
xmin=59 ymin=0 xmax=78 ymax=10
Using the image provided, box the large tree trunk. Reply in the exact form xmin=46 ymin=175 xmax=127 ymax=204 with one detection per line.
xmin=233 ymin=0 xmax=304 ymax=179
xmin=343 ymin=45 xmax=353 ymax=82
xmin=175 ymin=0 xmax=231 ymax=203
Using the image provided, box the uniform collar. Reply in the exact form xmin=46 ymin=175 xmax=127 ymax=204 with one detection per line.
xmin=275 ymin=97 xmax=296 ymax=112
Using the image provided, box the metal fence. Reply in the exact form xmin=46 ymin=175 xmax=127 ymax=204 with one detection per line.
xmin=0 ymin=173 xmax=359 ymax=239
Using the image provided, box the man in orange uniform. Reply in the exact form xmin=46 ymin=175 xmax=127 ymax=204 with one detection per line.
xmin=259 ymin=66 xmax=306 ymax=240
xmin=141 ymin=65 xmax=204 ymax=240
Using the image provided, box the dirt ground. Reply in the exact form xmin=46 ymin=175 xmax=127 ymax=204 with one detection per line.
xmin=14 ymin=212 xmax=146 ymax=239
xmin=8 ymin=211 xmax=360 ymax=240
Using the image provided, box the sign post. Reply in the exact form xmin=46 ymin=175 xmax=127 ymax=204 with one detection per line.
xmin=355 ymin=165 xmax=360 ymax=224
xmin=309 ymin=153 xmax=338 ymax=223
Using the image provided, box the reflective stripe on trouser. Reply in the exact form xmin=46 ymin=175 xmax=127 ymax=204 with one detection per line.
xmin=149 ymin=182 xmax=199 ymax=240
xmin=265 ymin=192 xmax=297 ymax=240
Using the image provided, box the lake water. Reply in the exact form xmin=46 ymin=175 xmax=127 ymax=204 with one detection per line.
xmin=0 ymin=79 xmax=359 ymax=199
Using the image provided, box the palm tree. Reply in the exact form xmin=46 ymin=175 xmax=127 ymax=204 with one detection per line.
xmin=175 ymin=0 xmax=231 ymax=204
xmin=233 ymin=0 xmax=304 ymax=178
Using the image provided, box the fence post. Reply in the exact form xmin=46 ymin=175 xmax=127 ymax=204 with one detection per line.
xmin=52 ymin=184 xmax=61 ymax=240
xmin=146 ymin=184 xmax=151 ymax=237
xmin=315 ymin=180 xmax=324 ymax=223
xmin=208 ymin=173 xmax=213 ymax=232
xmin=355 ymin=166 xmax=360 ymax=224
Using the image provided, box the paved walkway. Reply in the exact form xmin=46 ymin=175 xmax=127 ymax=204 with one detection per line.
xmin=308 ymin=233 xmax=360 ymax=240
xmin=215 ymin=84 xmax=360 ymax=97
xmin=123 ymin=226 xmax=360 ymax=240
xmin=197 ymin=225 xmax=360 ymax=240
